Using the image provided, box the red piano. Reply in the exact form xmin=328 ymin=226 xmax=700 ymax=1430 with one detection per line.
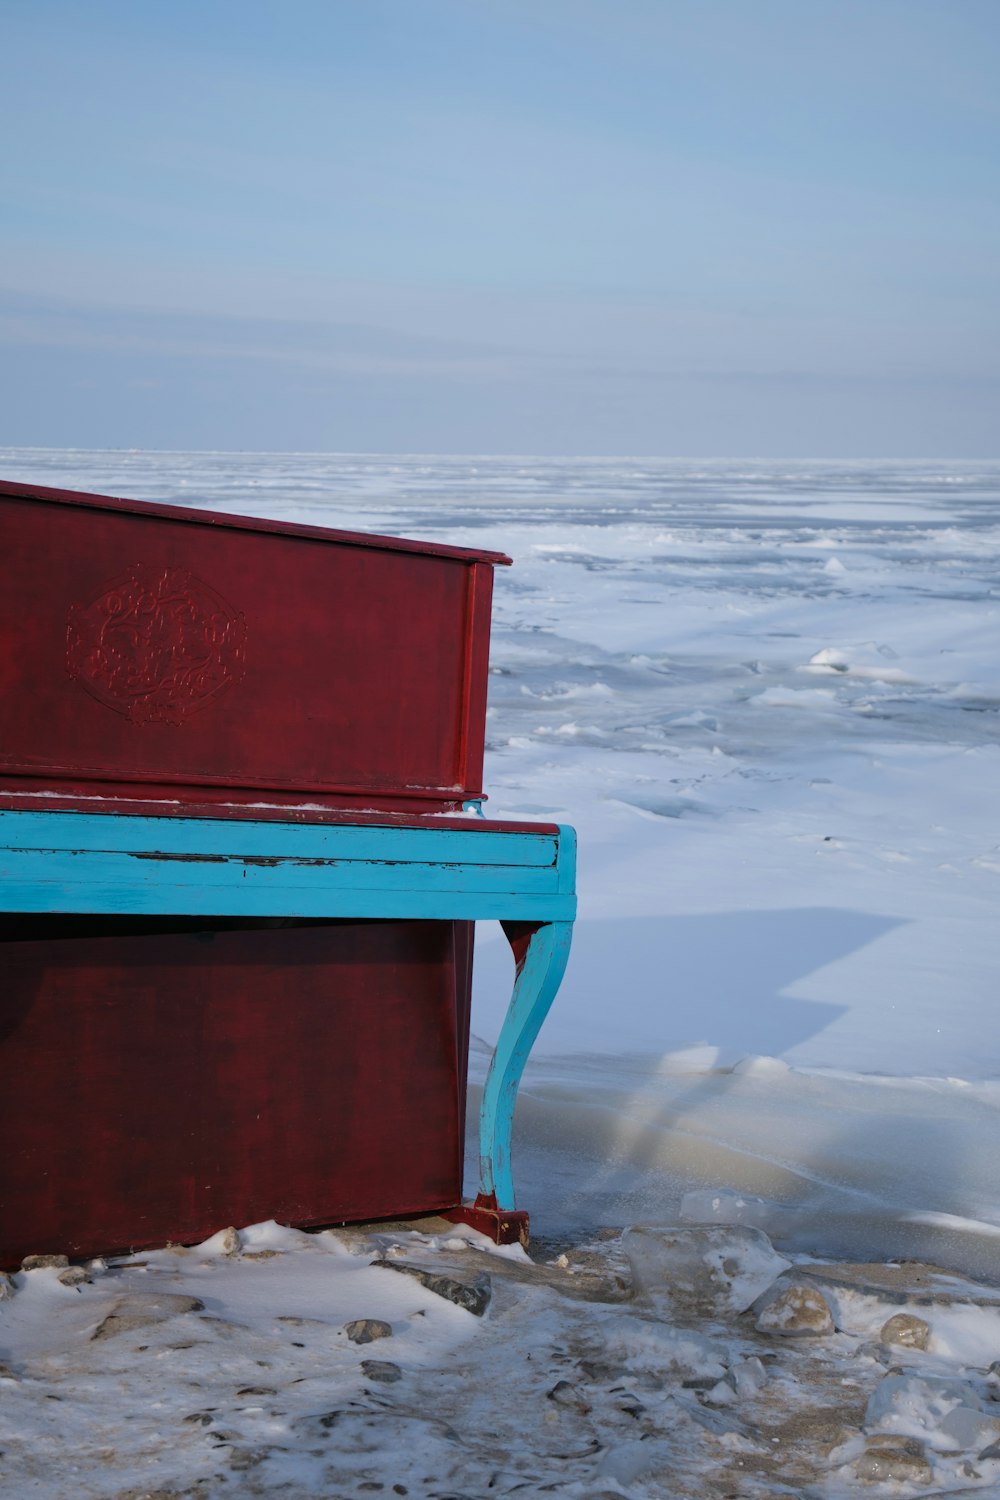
xmin=0 ymin=478 xmax=576 ymax=1264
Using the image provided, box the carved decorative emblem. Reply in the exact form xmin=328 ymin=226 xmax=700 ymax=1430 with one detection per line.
xmin=66 ymin=564 xmax=247 ymax=725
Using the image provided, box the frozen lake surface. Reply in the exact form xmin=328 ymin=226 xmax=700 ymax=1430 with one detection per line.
xmin=4 ymin=449 xmax=1000 ymax=1268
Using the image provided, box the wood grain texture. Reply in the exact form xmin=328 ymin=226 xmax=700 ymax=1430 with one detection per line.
xmin=0 ymin=918 xmax=474 ymax=1264
xmin=0 ymin=481 xmax=505 ymax=812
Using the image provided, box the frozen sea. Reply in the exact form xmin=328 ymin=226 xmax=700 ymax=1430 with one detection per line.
xmin=4 ymin=449 xmax=1000 ymax=1272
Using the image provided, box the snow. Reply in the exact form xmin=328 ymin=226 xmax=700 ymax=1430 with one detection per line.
xmin=3 ymin=449 xmax=1000 ymax=1495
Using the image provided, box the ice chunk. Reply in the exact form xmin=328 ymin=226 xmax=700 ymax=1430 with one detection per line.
xmin=732 ymin=1355 xmax=769 ymax=1398
xmin=598 ymin=1438 xmax=673 ymax=1485
xmin=808 ymin=646 xmax=851 ymax=672
xmin=599 ymin=1313 xmax=728 ymax=1381
xmin=866 ymin=1372 xmax=1000 ymax=1452
xmin=622 ymin=1225 xmax=790 ymax=1317
xmin=680 ymin=1188 xmax=775 ymax=1231
xmin=940 ymin=1404 xmax=1000 ymax=1453
xmin=731 ymin=1054 xmax=790 ymax=1077
xmin=688 ymin=1365 xmax=769 ymax=1412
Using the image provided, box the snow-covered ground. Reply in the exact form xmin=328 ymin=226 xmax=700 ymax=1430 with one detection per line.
xmin=3 ymin=449 xmax=1000 ymax=1497
xmin=11 ymin=1217 xmax=1000 ymax=1499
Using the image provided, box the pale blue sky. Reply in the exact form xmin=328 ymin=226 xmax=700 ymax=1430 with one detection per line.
xmin=2 ymin=0 xmax=998 ymax=455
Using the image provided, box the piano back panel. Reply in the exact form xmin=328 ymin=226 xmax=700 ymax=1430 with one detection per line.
xmin=0 ymin=488 xmax=498 ymax=812
xmin=0 ymin=917 xmax=473 ymax=1265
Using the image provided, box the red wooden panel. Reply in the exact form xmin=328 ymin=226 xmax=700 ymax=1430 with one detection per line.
xmin=0 ymin=477 xmax=512 ymax=565
xmin=0 ymin=482 xmax=508 ymax=813
xmin=0 ymin=918 xmax=474 ymax=1265
xmin=0 ymin=790 xmax=559 ymax=834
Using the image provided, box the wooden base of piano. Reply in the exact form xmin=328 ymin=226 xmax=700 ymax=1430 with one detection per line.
xmin=443 ymin=1195 xmax=531 ymax=1247
xmin=0 ymin=916 xmax=472 ymax=1266
xmin=0 ymin=807 xmax=576 ymax=1267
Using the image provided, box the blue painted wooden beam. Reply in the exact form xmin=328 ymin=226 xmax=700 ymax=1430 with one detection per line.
xmin=0 ymin=810 xmax=576 ymax=924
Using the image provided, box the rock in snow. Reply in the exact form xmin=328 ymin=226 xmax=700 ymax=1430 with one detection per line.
xmin=374 ymin=1259 xmax=493 ymax=1316
xmin=360 ymin=1358 xmax=403 ymax=1383
xmin=343 ymin=1317 xmax=393 ymax=1344
xmin=856 ymin=1434 xmax=934 ymax=1484
xmin=880 ymin=1311 xmax=931 ymax=1349
xmin=57 ymin=1265 xmax=88 ymax=1288
xmin=90 ymin=1291 xmax=204 ymax=1341
xmin=754 ymin=1281 xmax=836 ymax=1336
xmin=20 ymin=1253 xmax=69 ymax=1271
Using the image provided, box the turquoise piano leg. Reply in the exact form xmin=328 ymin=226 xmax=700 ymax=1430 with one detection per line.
xmin=447 ymin=919 xmax=573 ymax=1244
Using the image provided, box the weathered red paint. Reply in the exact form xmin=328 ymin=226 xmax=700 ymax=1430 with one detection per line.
xmin=0 ymin=790 xmax=557 ymax=835
xmin=0 ymin=479 xmax=510 ymax=814
xmin=444 ymin=1195 xmax=531 ymax=1248
xmin=0 ymin=916 xmax=474 ymax=1265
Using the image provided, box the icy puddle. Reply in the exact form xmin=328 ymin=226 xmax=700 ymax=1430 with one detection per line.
xmin=5 ymin=1218 xmax=1000 ymax=1499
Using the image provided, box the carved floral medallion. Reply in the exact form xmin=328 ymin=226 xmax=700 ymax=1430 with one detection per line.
xmin=66 ymin=564 xmax=247 ymax=725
